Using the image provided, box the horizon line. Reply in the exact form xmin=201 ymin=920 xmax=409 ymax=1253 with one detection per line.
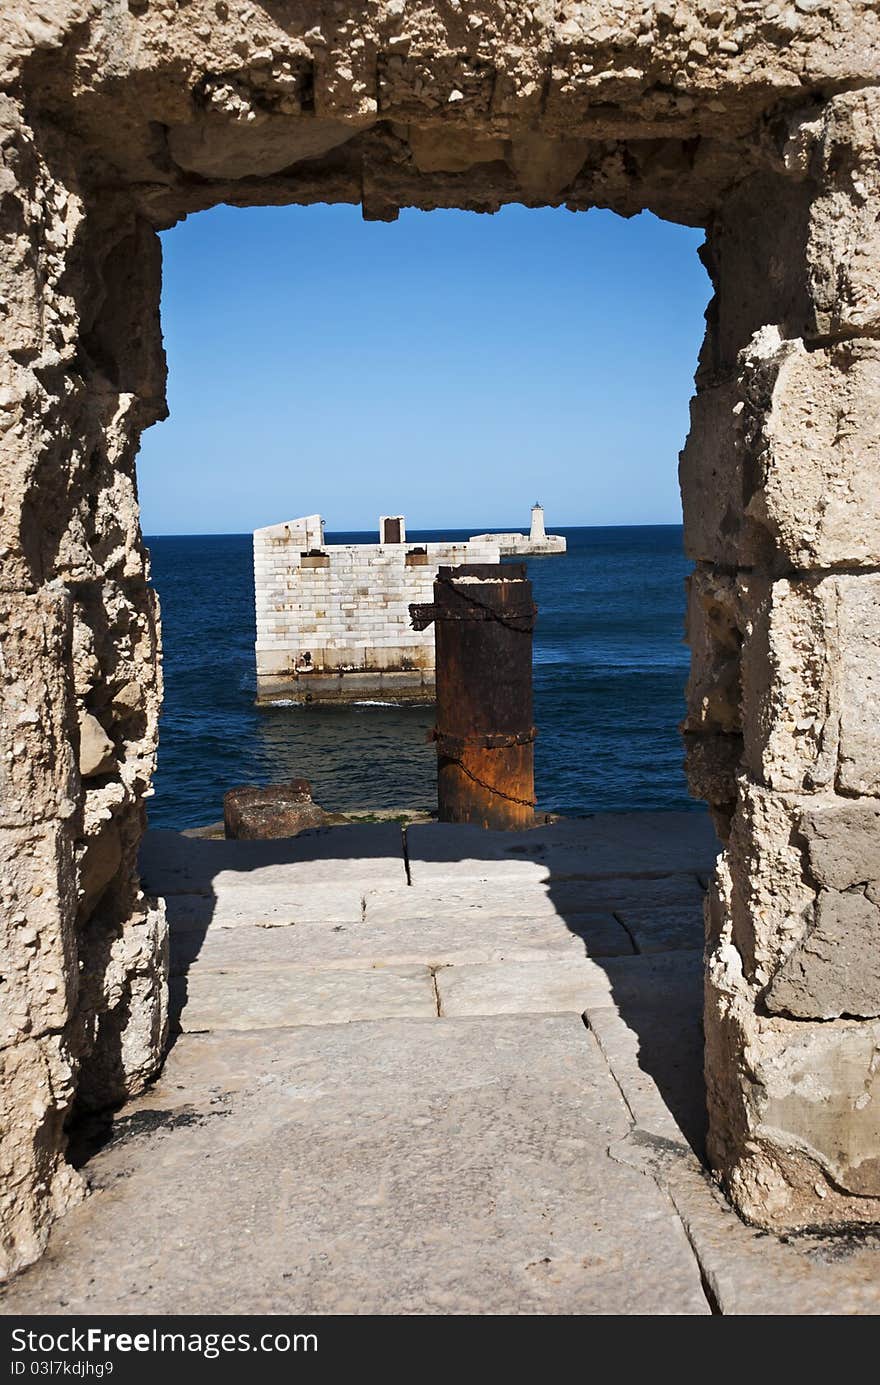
xmin=143 ymin=520 xmax=686 ymax=539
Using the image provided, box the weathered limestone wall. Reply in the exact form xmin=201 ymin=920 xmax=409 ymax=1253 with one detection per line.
xmin=2 ymin=0 xmax=879 ymax=1273
xmin=253 ymin=519 xmax=500 ymax=702
xmin=0 ymin=97 xmax=168 ymax=1277
xmin=682 ymin=89 xmax=880 ymax=1226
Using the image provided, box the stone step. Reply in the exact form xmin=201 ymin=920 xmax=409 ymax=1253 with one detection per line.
xmin=434 ymin=950 xmax=703 ymax=1020
xmin=406 ymin=811 xmax=719 ymax=884
xmin=140 ymin=823 xmax=407 ymax=896
xmin=164 ymin=884 xmax=365 ymax=931
xmin=363 ymin=871 xmax=706 ymax=925
xmin=171 ymin=963 xmax=437 ymax=1032
xmin=169 ymin=910 xmax=634 ymax=976
xmin=170 ymin=949 xmax=703 ymax=1034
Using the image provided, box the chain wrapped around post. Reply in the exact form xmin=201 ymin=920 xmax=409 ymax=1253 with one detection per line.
xmin=410 ymin=563 xmax=537 ymax=830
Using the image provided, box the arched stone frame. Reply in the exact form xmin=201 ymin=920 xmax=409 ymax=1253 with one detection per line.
xmin=2 ymin=4 xmax=879 ymax=1277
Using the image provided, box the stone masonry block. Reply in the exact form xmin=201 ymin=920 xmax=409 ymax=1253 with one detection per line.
xmin=765 ymin=888 xmax=880 ymax=1020
xmin=741 ymin=336 xmax=880 ymax=569
xmin=704 ymin=171 xmax=817 ymax=376
xmin=836 ymin=575 xmax=880 ymax=795
xmin=740 ymin=574 xmax=840 ymax=793
xmin=682 ymin=731 xmax=742 ymax=813
xmin=800 ymin=800 xmax=880 ymax=890
xmin=726 ymin=778 xmax=816 ymax=984
xmin=680 ymin=376 xmax=767 ymax=569
xmin=0 ymin=587 xmax=77 ymax=830
xmin=0 ymin=1031 xmax=81 ymax=1281
xmin=0 ymin=823 xmax=78 ymax=1051
xmin=750 ymin=1019 xmax=880 ymax=1199
xmin=683 ymin=568 xmax=743 ymax=738
xmin=800 ymin=89 xmax=880 ymax=340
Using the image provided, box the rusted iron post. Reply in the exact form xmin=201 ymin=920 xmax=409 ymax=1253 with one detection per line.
xmin=410 ymin=563 xmax=537 ymax=830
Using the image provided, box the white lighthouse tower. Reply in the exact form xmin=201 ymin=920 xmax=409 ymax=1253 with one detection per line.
xmin=468 ymin=503 xmax=565 ymax=555
xmin=529 ymin=502 xmax=547 ymax=544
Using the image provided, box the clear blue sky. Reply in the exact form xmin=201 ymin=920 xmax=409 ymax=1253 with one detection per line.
xmin=137 ymin=203 xmax=710 ymax=535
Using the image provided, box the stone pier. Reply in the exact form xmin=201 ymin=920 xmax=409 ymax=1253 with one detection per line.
xmin=3 ymin=816 xmax=878 ymax=1315
xmin=253 ymin=514 xmax=501 ymax=704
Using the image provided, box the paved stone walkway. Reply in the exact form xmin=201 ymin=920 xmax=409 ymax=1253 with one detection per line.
xmin=4 ymin=814 xmax=880 ymax=1314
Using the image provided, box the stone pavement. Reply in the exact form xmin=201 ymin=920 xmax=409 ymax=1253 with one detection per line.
xmin=3 ymin=813 xmax=879 ymax=1315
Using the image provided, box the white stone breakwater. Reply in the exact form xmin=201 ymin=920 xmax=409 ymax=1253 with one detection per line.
xmin=253 ymin=508 xmax=565 ymax=704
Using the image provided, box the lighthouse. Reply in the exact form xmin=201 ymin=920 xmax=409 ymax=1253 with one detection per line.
xmin=529 ymin=502 xmax=547 ymax=544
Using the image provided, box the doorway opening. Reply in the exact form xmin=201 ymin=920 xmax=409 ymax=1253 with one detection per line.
xmin=137 ymin=202 xmax=710 ymax=834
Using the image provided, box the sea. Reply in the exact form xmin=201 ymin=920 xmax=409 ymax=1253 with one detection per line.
xmin=145 ymin=526 xmax=701 ymax=830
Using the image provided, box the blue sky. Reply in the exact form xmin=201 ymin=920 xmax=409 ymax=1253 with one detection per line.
xmin=137 ymin=202 xmax=710 ymax=535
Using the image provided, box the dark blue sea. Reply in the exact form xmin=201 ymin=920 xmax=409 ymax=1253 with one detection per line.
xmin=145 ymin=526 xmax=700 ymax=829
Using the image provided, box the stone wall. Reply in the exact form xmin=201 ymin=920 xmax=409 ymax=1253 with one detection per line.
xmin=0 ymin=96 xmax=169 ymax=1277
xmin=682 ymin=88 xmax=880 ymax=1224
xmin=253 ymin=520 xmax=500 ymax=702
xmin=2 ymin=1 xmax=880 ymax=1274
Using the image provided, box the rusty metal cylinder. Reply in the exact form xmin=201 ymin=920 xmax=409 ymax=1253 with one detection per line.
xmin=411 ymin=563 xmax=537 ymax=830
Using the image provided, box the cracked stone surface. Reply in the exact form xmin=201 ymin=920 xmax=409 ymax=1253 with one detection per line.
xmin=4 ymin=818 xmax=878 ymax=1315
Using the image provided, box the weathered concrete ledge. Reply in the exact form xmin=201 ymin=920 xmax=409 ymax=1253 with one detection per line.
xmin=255 ymin=667 xmax=435 ymax=706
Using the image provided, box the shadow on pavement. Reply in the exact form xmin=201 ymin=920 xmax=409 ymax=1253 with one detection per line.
xmin=68 ymin=812 xmax=717 ymax=1169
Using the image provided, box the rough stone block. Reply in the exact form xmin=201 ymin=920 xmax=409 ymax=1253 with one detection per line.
xmin=725 ymin=779 xmax=816 ymax=983
xmin=0 ymin=588 xmax=76 ymax=829
xmin=836 ymin=575 xmax=880 ymax=795
xmin=0 ymin=1033 xmax=81 ymax=1282
xmin=682 ymin=732 xmax=743 ymax=813
xmin=802 ymin=89 xmax=880 ymax=340
xmin=223 ymin=781 xmax=325 ymax=839
xmin=682 ymin=569 xmax=743 ymax=739
xmin=800 ymin=800 xmax=880 ymax=890
xmin=706 ymin=171 xmax=817 ymax=372
xmin=77 ymin=817 xmax=123 ymax=920
xmin=74 ymin=898 xmax=169 ymax=1110
xmin=741 ymin=338 xmax=880 ymax=569
xmin=737 ymin=572 xmax=880 ymax=795
xmin=0 ymin=824 xmax=78 ymax=1050
xmin=739 ymin=575 xmax=839 ymax=792
xmin=680 ymin=377 xmax=765 ymax=568
xmin=765 ymin=888 xmax=880 ymax=1020
xmin=77 ymin=710 xmax=115 ymax=779
xmin=752 ymin=1021 xmax=880 ymax=1200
